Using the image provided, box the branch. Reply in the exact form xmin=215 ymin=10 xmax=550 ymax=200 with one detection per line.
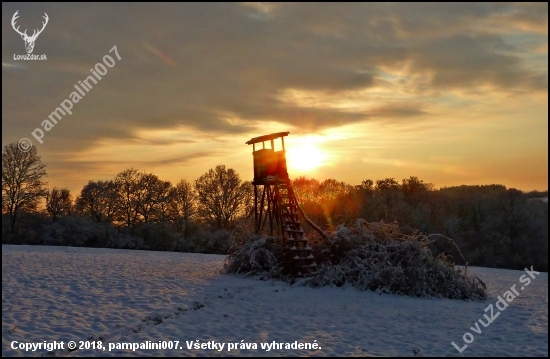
xmin=425 ymin=233 xmax=468 ymax=265
xmin=294 ymin=198 xmax=330 ymax=241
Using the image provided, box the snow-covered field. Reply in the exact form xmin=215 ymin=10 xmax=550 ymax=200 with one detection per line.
xmin=2 ymin=245 xmax=548 ymax=357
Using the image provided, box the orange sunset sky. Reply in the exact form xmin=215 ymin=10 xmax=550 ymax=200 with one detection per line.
xmin=2 ymin=3 xmax=548 ymax=194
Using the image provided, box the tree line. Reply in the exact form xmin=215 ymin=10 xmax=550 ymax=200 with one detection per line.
xmin=289 ymin=177 xmax=548 ymax=271
xmin=2 ymin=143 xmax=252 ymax=253
xmin=2 ymin=142 xmax=547 ymax=271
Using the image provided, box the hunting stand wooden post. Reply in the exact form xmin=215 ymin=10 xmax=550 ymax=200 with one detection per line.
xmin=246 ymin=132 xmax=316 ymax=276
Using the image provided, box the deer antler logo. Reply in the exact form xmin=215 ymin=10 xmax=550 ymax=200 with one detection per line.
xmin=11 ymin=11 xmax=49 ymax=54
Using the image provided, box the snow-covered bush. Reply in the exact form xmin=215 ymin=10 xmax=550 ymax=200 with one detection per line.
xmin=224 ymin=219 xmax=486 ymax=300
xmin=138 ymin=223 xmax=181 ymax=251
xmin=223 ymin=223 xmax=285 ymax=279
xmin=188 ymin=228 xmax=232 ymax=254
xmin=41 ymin=215 xmax=121 ymax=248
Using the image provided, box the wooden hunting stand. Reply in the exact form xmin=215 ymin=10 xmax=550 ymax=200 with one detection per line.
xmin=246 ymin=132 xmax=316 ymax=275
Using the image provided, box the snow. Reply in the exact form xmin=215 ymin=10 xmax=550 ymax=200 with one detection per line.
xmin=2 ymin=245 xmax=548 ymax=356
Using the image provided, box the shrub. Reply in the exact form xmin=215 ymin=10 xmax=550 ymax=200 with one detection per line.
xmin=224 ymin=219 xmax=486 ymax=300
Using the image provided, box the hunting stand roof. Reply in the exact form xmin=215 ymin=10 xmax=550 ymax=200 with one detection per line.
xmin=245 ymin=131 xmax=289 ymax=145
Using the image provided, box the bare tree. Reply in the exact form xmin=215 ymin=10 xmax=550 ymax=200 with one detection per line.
xmin=138 ymin=173 xmax=172 ymax=224
xmin=401 ymin=176 xmax=429 ymax=209
xmin=170 ymin=179 xmax=197 ymax=237
xmin=46 ymin=187 xmax=72 ymax=221
xmin=317 ymin=179 xmax=355 ymax=224
xmin=75 ymin=180 xmax=117 ymax=223
xmin=2 ymin=143 xmax=47 ymax=233
xmin=291 ymin=176 xmax=321 ymax=204
xmin=154 ymin=182 xmax=175 ymax=226
xmin=194 ymin=165 xmax=251 ymax=229
xmin=114 ymin=168 xmax=142 ymax=231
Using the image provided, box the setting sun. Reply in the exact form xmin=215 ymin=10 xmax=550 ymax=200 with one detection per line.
xmin=286 ymin=138 xmax=327 ymax=172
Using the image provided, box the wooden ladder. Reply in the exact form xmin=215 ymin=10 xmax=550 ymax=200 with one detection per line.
xmin=273 ymin=177 xmax=316 ymax=276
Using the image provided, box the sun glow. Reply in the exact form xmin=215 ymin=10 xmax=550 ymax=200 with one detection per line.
xmin=286 ymin=138 xmax=327 ymax=172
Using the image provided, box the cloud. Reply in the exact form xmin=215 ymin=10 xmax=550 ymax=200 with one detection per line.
xmin=3 ymin=3 xmax=546 ymax=142
xmin=1 ymin=2 xmax=547 ymax=192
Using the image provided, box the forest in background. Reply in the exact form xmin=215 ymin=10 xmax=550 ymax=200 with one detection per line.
xmin=2 ymin=142 xmax=548 ymax=272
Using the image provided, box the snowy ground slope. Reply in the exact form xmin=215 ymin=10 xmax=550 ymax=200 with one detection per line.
xmin=2 ymin=245 xmax=548 ymax=357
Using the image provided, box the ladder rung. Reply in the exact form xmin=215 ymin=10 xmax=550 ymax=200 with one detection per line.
xmin=286 ymin=226 xmax=302 ymax=231
xmin=293 ymin=256 xmax=315 ymax=260
xmin=296 ymin=263 xmax=317 ymax=268
xmin=282 ymin=223 xmax=303 ymax=231
xmin=286 ymin=228 xmax=303 ymax=233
